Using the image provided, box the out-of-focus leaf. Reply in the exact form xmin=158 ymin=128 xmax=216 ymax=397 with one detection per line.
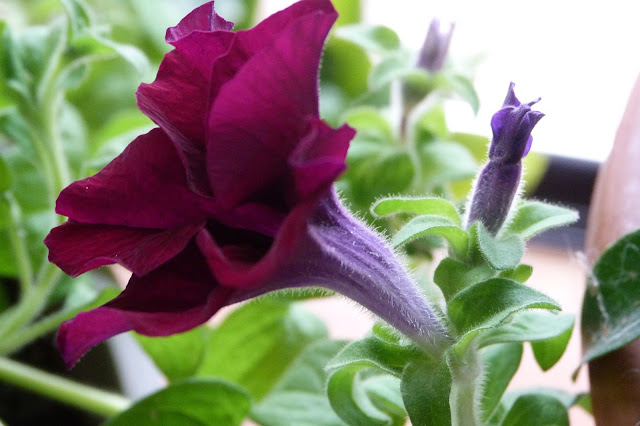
xmin=136 ymin=328 xmax=209 ymax=382
xmin=334 ymin=25 xmax=400 ymax=53
xmin=582 ymin=229 xmax=640 ymax=363
xmin=419 ymin=141 xmax=478 ymax=190
xmin=251 ymin=340 xmax=346 ymax=426
xmin=106 ymin=379 xmax=250 ymax=426
xmin=321 ymin=38 xmax=370 ymax=98
xmin=197 ymin=300 xmax=327 ymax=401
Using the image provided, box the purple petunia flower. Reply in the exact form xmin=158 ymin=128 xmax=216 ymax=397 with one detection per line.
xmin=466 ymin=82 xmax=544 ymax=235
xmin=45 ymin=0 xmax=448 ymax=368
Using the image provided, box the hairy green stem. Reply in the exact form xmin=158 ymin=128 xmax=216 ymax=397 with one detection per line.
xmin=0 ymin=357 xmax=130 ymax=417
xmin=449 ymin=346 xmax=483 ymax=426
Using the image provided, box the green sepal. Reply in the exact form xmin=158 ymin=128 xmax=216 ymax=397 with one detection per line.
xmin=582 ymin=228 xmax=640 ymax=364
xmin=371 ymin=197 xmax=461 ymax=225
xmin=393 ymin=215 xmax=468 ymax=259
xmin=105 ymin=378 xmax=250 ymax=426
xmin=504 ymin=201 xmax=579 ymax=240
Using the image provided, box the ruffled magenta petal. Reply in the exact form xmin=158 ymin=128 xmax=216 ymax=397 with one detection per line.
xmin=45 ymin=220 xmax=203 ymax=277
xmin=289 ymin=119 xmax=354 ymax=202
xmin=165 ymin=1 xmax=233 ymax=44
xmin=206 ymin=2 xmax=337 ymax=207
xmin=196 ymin=200 xmax=314 ymax=288
xmin=57 ymin=244 xmax=233 ymax=368
xmin=56 ymin=128 xmax=214 ymax=228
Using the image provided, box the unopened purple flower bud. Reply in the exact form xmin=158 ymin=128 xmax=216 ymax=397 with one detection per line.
xmin=466 ymin=83 xmax=544 ymax=235
xmin=417 ymin=19 xmax=454 ymax=73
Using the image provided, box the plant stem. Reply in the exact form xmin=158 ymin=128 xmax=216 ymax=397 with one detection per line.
xmin=449 ymin=347 xmax=482 ymax=426
xmin=0 ymin=357 xmax=130 ymax=417
xmin=2 ymin=192 xmax=33 ymax=294
xmin=0 ymin=265 xmax=62 ymax=350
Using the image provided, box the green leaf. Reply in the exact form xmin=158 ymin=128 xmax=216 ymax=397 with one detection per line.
xmin=135 ymin=328 xmax=208 ymax=382
xmin=479 ymin=310 xmax=572 ymax=347
xmin=328 ymin=367 xmax=406 ymax=426
xmin=60 ymin=0 xmax=92 ymax=37
xmin=448 ymin=278 xmax=560 ymax=335
xmin=479 ymin=343 xmax=523 ymax=422
xmin=331 ymin=0 xmax=361 ymax=26
xmin=321 ymin=38 xmax=370 ymax=98
xmin=393 ymin=215 xmax=468 ymax=259
xmin=531 ymin=327 xmax=574 ymax=371
xmin=475 ymin=222 xmax=524 ymax=270
xmin=499 ymin=264 xmax=533 ymax=283
xmin=582 ymin=229 xmax=640 ymax=363
xmin=250 ymin=340 xmax=346 ymax=426
xmin=197 ymin=300 xmax=326 ymax=401
xmin=105 ymin=379 xmax=250 ymax=426
xmin=334 ymin=25 xmax=400 ymax=53
xmin=401 ymin=357 xmax=451 ymax=426
xmin=214 ymin=0 xmax=259 ymax=30
xmin=327 ymin=336 xmax=418 ymax=378
xmin=344 ymin=146 xmax=414 ymax=210
xmin=368 ymin=53 xmax=412 ymax=91
xmin=371 ymin=197 xmax=461 ymax=225
xmin=413 ymin=105 xmax=449 ymax=142
xmin=0 ymin=156 xmax=12 ymax=192
xmin=86 ymin=109 xmax=153 ymax=173
xmin=504 ymin=201 xmax=579 ymax=240
xmin=433 ymin=257 xmax=495 ymax=302
xmin=496 ymin=392 xmax=569 ymax=426
xmin=419 ymin=141 xmax=479 ymax=189
xmin=432 ymin=73 xmax=480 ymax=114
xmin=343 ymin=107 xmax=394 ymax=143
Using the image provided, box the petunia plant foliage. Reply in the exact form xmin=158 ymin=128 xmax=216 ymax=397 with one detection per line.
xmin=0 ymin=0 xmax=634 ymax=425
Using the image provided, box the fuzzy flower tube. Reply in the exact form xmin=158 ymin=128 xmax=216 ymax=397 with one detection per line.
xmin=44 ymin=0 xmax=448 ymax=368
xmin=466 ymin=82 xmax=544 ymax=234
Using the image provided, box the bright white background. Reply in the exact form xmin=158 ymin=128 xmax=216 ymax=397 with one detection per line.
xmin=263 ymin=0 xmax=640 ymax=162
